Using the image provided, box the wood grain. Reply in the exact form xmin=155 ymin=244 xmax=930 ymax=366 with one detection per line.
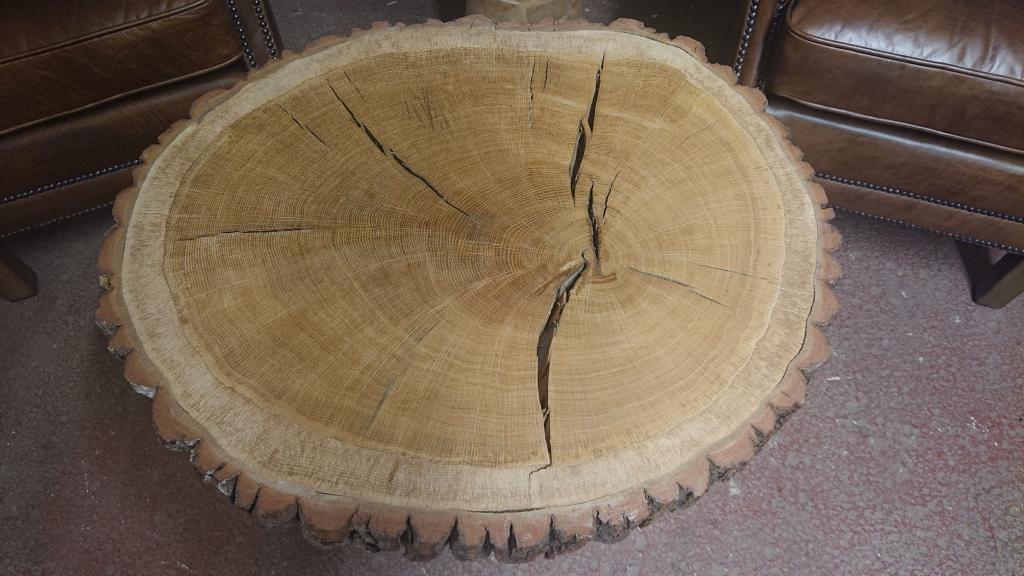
xmin=96 ymin=17 xmax=839 ymax=560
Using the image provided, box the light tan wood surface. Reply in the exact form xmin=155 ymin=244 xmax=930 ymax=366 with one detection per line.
xmin=97 ymin=17 xmax=839 ymax=559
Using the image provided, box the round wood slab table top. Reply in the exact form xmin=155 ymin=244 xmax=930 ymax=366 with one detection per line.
xmin=96 ymin=17 xmax=840 ymax=561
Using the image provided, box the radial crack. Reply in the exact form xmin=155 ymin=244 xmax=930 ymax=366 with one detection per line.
xmin=177 ymin=226 xmax=314 ymax=241
xmin=568 ymin=120 xmax=586 ymax=204
xmin=527 ymin=60 xmax=536 ymax=128
xmin=342 ymin=70 xmax=366 ymax=101
xmin=336 ymin=94 xmax=387 ymax=156
xmin=280 ymin=104 xmax=328 ymax=148
xmin=602 ymin=171 xmax=619 ymax=219
xmin=368 ymin=380 xmax=397 ymax=429
xmin=535 ymin=255 xmax=588 ymax=474
xmin=365 ymin=319 xmax=440 ymax=429
xmin=587 ymin=182 xmax=602 ymax=273
xmin=568 ymin=55 xmax=605 ymax=205
xmin=689 ymin=261 xmax=777 ymax=283
xmin=586 ymin=52 xmax=605 ymax=132
xmin=392 ymin=153 xmax=474 ymax=220
xmin=629 ymin=266 xmax=729 ymax=307
xmin=331 ymin=87 xmax=473 ymax=221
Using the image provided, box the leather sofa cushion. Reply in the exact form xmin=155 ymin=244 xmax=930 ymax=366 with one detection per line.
xmin=0 ymin=0 xmax=241 ymax=135
xmin=768 ymin=0 xmax=1024 ymax=155
xmin=769 ymin=97 xmax=1024 ymax=251
xmin=0 ymin=69 xmax=240 ymax=202
xmin=769 ymin=97 xmax=1024 ymax=221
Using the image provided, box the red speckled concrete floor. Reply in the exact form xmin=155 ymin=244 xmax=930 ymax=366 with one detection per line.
xmin=2 ymin=3 xmax=1023 ymax=574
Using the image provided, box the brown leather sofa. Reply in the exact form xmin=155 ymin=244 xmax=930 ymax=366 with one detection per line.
xmin=735 ymin=0 xmax=1024 ymax=307
xmin=0 ymin=0 xmax=281 ymax=301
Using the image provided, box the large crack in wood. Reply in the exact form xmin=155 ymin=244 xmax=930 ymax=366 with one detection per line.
xmin=688 ymin=261 xmax=778 ymax=284
xmin=534 ymin=256 xmax=588 ymax=476
xmin=392 ymin=153 xmax=474 ymax=220
xmin=176 ymin=226 xmax=315 ymax=242
xmin=568 ymin=120 xmax=586 ymax=204
xmin=280 ymin=104 xmax=328 ymax=148
xmin=586 ymin=182 xmax=602 ymax=274
xmin=587 ymin=52 xmax=605 ymax=132
xmin=527 ymin=60 xmax=536 ymax=128
xmin=330 ymin=86 xmax=388 ymax=156
xmin=568 ymin=55 xmax=605 ymax=205
xmin=331 ymin=84 xmax=475 ymax=220
xmin=602 ymin=171 xmax=619 ymax=219
xmin=342 ymin=70 xmax=366 ymax=102
xmin=629 ymin=266 xmax=729 ymax=307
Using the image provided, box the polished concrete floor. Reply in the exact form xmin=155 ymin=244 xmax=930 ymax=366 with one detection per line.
xmin=2 ymin=2 xmax=1022 ymax=574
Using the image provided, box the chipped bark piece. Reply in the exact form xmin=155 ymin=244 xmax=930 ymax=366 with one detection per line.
xmin=122 ymin=350 xmax=159 ymax=397
xmin=708 ymin=429 xmax=758 ymax=483
xmin=495 ymin=516 xmax=550 ymax=563
xmin=820 ymin=220 xmax=842 ymax=252
xmin=528 ymin=16 xmax=556 ymax=32
xmin=348 ymin=507 xmax=406 ymax=552
xmin=642 ymin=474 xmax=700 ymax=526
xmin=608 ymin=18 xmax=645 ymax=31
xmin=233 ymin=473 xmax=260 ymax=512
xmin=190 ymin=441 xmax=225 ymax=477
xmin=799 ymin=325 xmax=834 ymax=372
xmin=774 ymin=369 xmax=809 ymax=409
xmin=449 ymin=516 xmax=491 ymax=560
xmin=404 ymin=513 xmax=457 ymax=560
xmin=151 ymin=390 xmax=194 ymax=449
xmin=820 ymin=251 xmax=843 ymax=284
xmin=807 ymin=181 xmax=830 ymax=208
xmin=812 ymin=282 xmax=841 ymax=326
xmin=299 ymin=497 xmax=357 ymax=546
xmin=188 ymin=88 xmax=229 ymax=118
xmin=593 ymin=490 xmax=649 ymax=543
xmin=105 ymin=326 xmax=135 ymax=358
xmin=99 ymin=19 xmax=837 ymax=560
xmin=675 ymin=457 xmax=712 ymax=498
xmin=94 ymin=292 xmax=121 ymax=336
xmin=253 ymin=485 xmax=298 ymax=526
xmin=548 ymin=507 xmax=594 ymax=557
xmin=671 ymin=35 xmax=706 ymax=61
xmin=748 ymin=403 xmax=780 ymax=437
xmin=97 ymin=228 xmax=124 ymax=281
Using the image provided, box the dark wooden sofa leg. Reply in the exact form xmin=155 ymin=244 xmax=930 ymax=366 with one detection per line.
xmin=0 ymin=241 xmax=38 ymax=302
xmin=957 ymin=242 xmax=1024 ymax=308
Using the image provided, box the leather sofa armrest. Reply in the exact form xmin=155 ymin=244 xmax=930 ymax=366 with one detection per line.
xmin=732 ymin=0 xmax=790 ymax=88
xmin=228 ymin=0 xmax=283 ymax=68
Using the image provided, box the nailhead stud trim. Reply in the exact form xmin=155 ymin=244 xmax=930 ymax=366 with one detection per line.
xmin=2 ymin=160 xmax=142 ymax=206
xmin=733 ymin=0 xmax=760 ymax=78
xmin=816 ymin=172 xmax=1024 ymax=224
